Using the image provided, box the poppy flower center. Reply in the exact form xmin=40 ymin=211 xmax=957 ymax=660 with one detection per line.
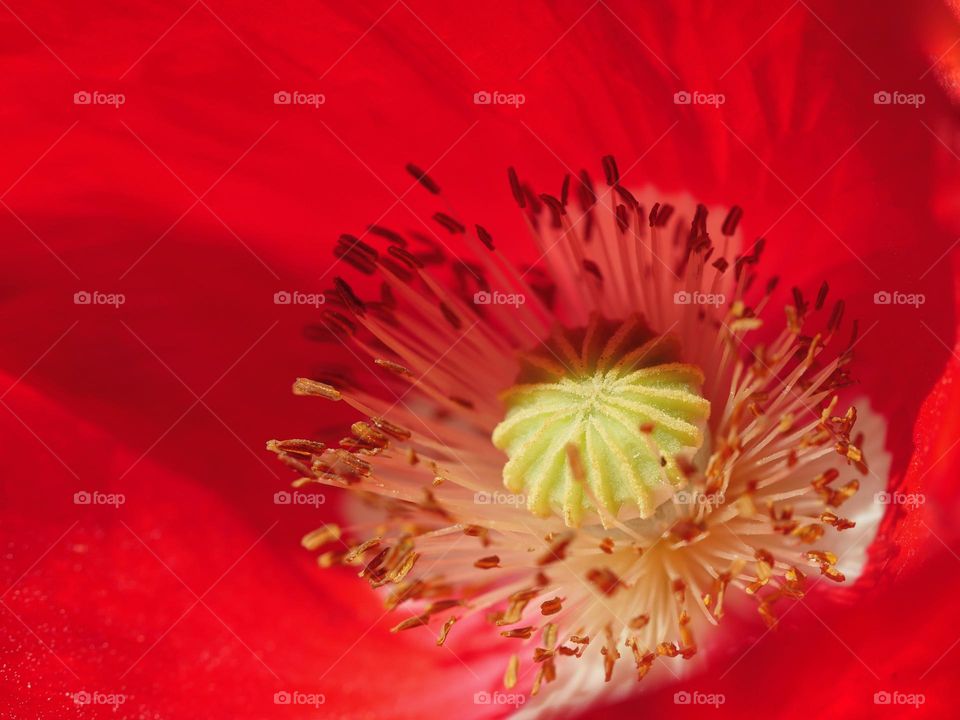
xmin=271 ymin=158 xmax=886 ymax=710
xmin=492 ymin=314 xmax=710 ymax=526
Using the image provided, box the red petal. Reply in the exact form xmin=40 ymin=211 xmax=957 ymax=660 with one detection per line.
xmin=0 ymin=373 xmax=503 ymax=717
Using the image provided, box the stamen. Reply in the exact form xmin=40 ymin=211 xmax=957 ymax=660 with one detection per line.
xmin=405 ymin=163 xmax=440 ymax=194
xmin=292 ymin=378 xmax=342 ymax=401
xmin=275 ymin=157 xmax=880 ymax=704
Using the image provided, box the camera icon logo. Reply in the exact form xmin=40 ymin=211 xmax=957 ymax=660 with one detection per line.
xmin=73 ymin=491 xmax=92 ymax=505
xmin=673 ymin=691 xmax=692 ymax=704
xmin=274 ymin=91 xmax=292 ymax=105
xmin=874 ymin=691 xmax=892 ymax=705
xmin=473 ymin=291 xmax=492 ymax=305
xmin=873 ymin=91 xmax=892 ymax=105
xmin=74 ymin=291 xmax=92 ymax=305
xmin=72 ymin=691 xmax=92 ymax=705
xmin=673 ymin=91 xmax=692 ymax=105
xmin=273 ymin=491 xmax=292 ymax=505
xmin=274 ymin=291 xmax=292 ymax=305
xmin=274 ymin=690 xmax=292 ymax=704
xmin=73 ymin=91 xmax=92 ymax=105
xmin=873 ymin=290 xmax=891 ymax=305
xmin=473 ymin=91 xmax=492 ymax=105
xmin=874 ymin=491 xmax=892 ymax=505
xmin=673 ymin=290 xmax=691 ymax=304
xmin=473 ymin=691 xmax=492 ymax=704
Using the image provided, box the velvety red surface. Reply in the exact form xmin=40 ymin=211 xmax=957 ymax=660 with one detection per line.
xmin=2 ymin=1 xmax=959 ymax=718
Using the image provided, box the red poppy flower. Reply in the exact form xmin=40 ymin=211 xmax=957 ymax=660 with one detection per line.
xmin=1 ymin=1 xmax=959 ymax=719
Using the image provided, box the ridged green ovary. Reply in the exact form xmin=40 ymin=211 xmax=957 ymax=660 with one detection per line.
xmin=492 ymin=363 xmax=710 ymax=527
